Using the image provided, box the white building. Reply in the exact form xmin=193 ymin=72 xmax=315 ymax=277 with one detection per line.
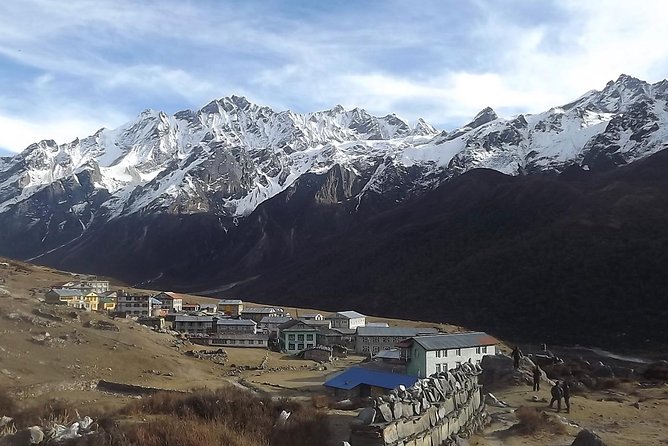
xmin=326 ymin=311 xmax=366 ymax=330
xmin=173 ymin=315 xmax=214 ymax=334
xmin=404 ymin=332 xmax=497 ymax=378
xmin=116 ymin=293 xmax=155 ymax=316
xmin=355 ymin=326 xmax=439 ymax=355
xmin=153 ymin=292 xmax=184 ymax=312
xmin=215 ymin=318 xmax=257 ymax=334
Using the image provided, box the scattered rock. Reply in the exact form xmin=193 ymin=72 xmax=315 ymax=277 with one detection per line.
xmin=485 ymin=393 xmax=509 ymax=408
xmin=631 ymin=402 xmax=640 ymax=409
xmin=571 ymin=429 xmax=607 ymax=446
xmin=0 ymin=416 xmax=12 ymax=428
xmin=83 ymin=320 xmax=119 ymax=332
xmin=1 ymin=426 xmax=44 ymax=446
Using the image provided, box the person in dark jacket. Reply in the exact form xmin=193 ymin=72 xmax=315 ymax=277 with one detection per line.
xmin=549 ymin=381 xmax=563 ymax=412
xmin=562 ymin=381 xmax=571 ymax=413
xmin=532 ymin=365 xmax=541 ymax=391
xmin=512 ymin=346 xmax=522 ymax=369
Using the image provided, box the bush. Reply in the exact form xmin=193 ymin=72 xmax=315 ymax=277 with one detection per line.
xmin=68 ymin=388 xmax=329 ymax=446
xmin=515 ymin=406 xmax=567 ymax=435
xmin=0 ymin=387 xmax=17 ymax=416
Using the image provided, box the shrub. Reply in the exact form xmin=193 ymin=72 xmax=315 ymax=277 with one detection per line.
xmin=0 ymin=387 xmax=17 ymax=416
xmin=71 ymin=388 xmax=329 ymax=446
xmin=515 ymin=406 xmax=567 ymax=435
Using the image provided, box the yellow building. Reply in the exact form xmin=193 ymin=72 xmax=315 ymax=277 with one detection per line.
xmin=44 ymin=289 xmax=99 ymax=311
xmin=99 ymin=297 xmax=117 ymax=312
xmin=217 ymin=299 xmax=244 ymax=316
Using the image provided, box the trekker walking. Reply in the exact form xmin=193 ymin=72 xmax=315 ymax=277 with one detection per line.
xmin=562 ymin=381 xmax=571 ymax=413
xmin=532 ymin=365 xmax=541 ymax=391
xmin=512 ymin=346 xmax=522 ymax=369
xmin=549 ymin=381 xmax=563 ymax=412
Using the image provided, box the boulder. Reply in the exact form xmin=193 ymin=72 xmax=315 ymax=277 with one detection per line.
xmin=643 ymin=360 xmax=668 ymax=381
xmin=480 ymin=354 xmax=515 ymax=386
xmin=353 ymin=407 xmax=375 ymax=425
xmin=571 ymin=429 xmax=607 ymax=446
xmin=0 ymin=426 xmax=44 ymax=446
xmin=592 ymin=364 xmax=614 ymax=378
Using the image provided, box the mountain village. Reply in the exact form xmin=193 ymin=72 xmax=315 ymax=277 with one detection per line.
xmin=1 ymin=258 xmax=667 ymax=446
xmin=42 ymin=276 xmax=498 ymax=397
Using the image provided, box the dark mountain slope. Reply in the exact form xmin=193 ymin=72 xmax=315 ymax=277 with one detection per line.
xmin=220 ymin=150 xmax=668 ymax=351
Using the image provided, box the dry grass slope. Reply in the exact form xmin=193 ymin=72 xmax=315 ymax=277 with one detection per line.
xmin=1 ymin=387 xmax=329 ymax=446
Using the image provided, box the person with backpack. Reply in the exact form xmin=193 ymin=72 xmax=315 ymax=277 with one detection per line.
xmin=512 ymin=346 xmax=522 ymax=369
xmin=549 ymin=381 xmax=563 ymax=412
xmin=562 ymin=381 xmax=571 ymax=413
xmin=532 ymin=365 xmax=541 ymax=391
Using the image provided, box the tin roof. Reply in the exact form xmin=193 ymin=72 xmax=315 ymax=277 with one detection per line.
xmin=374 ymin=349 xmax=402 ymax=360
xmin=357 ymin=326 xmax=439 ymax=337
xmin=218 ymin=299 xmax=243 ymax=305
xmin=412 ymin=332 xmax=498 ymax=351
xmin=328 ymin=311 xmax=365 ymax=319
xmin=48 ymin=288 xmax=85 ymax=297
xmin=324 ymin=367 xmax=418 ymax=391
xmin=278 ymin=320 xmax=317 ymax=331
xmin=174 ymin=315 xmax=214 ymax=322
xmin=216 ymin=318 xmax=256 ymax=326
xmin=242 ymin=307 xmax=276 ymax=314
xmin=259 ymin=316 xmax=292 ymax=324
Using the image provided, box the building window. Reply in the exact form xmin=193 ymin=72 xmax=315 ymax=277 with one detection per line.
xmin=288 ymin=343 xmax=295 ymax=350
xmin=443 ymin=350 xmax=448 ymax=357
xmin=456 ymin=348 xmax=461 ymax=356
xmin=297 ymin=334 xmax=304 ymax=341
xmin=297 ymin=343 xmax=304 ymax=350
xmin=435 ymin=364 xmax=442 ymax=373
xmin=476 ymin=347 xmax=481 ymax=354
xmin=436 ymin=350 xmax=441 ymax=358
xmin=288 ymin=334 xmax=295 ymax=341
xmin=362 ymin=346 xmax=369 ymax=352
xmin=306 ymin=334 xmax=314 ymax=341
xmin=482 ymin=346 xmax=487 ymax=354
xmin=456 ymin=361 xmax=462 ymax=367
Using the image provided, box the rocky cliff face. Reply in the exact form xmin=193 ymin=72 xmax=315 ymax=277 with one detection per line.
xmin=0 ymin=74 xmax=667 ymax=279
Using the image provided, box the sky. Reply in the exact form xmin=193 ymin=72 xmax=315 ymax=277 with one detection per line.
xmin=1 ymin=0 xmax=667 ymax=155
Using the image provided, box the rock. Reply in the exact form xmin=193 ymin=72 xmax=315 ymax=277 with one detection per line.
xmin=571 ymin=429 xmax=607 ymax=446
xmin=480 ymin=354 xmax=515 ymax=386
xmin=485 ymin=393 xmax=509 ymax=408
xmin=377 ymin=403 xmax=393 ymax=422
xmin=592 ymin=364 xmax=614 ymax=378
xmin=643 ymin=360 xmax=668 ymax=381
xmin=453 ymin=436 xmax=470 ymax=446
xmin=631 ymin=402 xmax=640 ymax=409
xmin=353 ymin=407 xmax=375 ymax=425
xmin=3 ymin=426 xmax=45 ymax=445
xmin=0 ymin=416 xmax=13 ymax=428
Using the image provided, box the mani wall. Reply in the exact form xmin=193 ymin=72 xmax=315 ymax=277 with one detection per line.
xmin=350 ymin=363 xmax=487 ymax=446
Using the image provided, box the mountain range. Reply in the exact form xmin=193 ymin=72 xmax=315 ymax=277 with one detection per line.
xmin=1 ymin=74 xmax=667 ymax=350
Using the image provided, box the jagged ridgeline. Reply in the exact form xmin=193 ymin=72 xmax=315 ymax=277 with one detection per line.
xmin=1 ymin=75 xmax=668 ymax=350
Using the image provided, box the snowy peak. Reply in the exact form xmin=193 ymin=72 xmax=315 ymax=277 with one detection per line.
xmin=466 ymin=107 xmax=499 ymax=129
xmin=1 ymin=74 xmax=668 ymax=239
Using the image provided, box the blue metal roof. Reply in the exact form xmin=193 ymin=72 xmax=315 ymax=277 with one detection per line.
xmin=324 ymin=367 xmax=418 ymax=391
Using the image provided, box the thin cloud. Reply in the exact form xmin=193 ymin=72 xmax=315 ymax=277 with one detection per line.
xmin=0 ymin=0 xmax=667 ymax=152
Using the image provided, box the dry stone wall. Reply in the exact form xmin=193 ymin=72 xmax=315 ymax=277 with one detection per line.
xmin=350 ymin=363 xmax=487 ymax=446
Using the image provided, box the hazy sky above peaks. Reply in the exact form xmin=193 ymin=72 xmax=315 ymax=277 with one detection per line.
xmin=1 ymin=0 xmax=667 ymax=153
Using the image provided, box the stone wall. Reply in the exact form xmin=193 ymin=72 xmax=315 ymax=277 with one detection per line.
xmin=350 ymin=363 xmax=487 ymax=446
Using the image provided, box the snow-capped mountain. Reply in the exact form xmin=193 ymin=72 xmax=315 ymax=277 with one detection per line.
xmin=0 ymin=74 xmax=667 ymax=265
